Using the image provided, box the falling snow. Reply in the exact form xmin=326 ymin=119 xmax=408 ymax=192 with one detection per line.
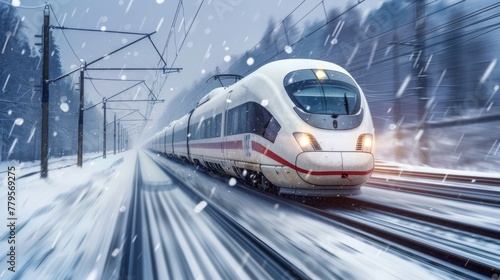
xmin=1 ymin=1 xmax=500 ymax=278
xmin=60 ymin=102 xmax=70 ymax=112
xmin=480 ymin=58 xmax=497 ymax=84
xmin=194 ymin=200 xmax=208 ymax=213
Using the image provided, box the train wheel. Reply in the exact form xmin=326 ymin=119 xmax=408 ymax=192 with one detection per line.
xmin=259 ymin=174 xmax=279 ymax=195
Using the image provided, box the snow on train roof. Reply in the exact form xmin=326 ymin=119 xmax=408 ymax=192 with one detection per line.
xmin=197 ymin=87 xmax=226 ymax=107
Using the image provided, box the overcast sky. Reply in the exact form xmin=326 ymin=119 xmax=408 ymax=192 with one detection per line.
xmin=9 ymin=0 xmax=382 ymax=134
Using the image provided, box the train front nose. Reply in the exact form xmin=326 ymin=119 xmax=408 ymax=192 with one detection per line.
xmin=295 ymin=152 xmax=374 ymax=186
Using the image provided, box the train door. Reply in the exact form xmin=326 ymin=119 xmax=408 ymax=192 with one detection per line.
xmin=163 ymin=129 xmax=167 ymax=154
xmin=222 ymin=90 xmax=235 ymax=164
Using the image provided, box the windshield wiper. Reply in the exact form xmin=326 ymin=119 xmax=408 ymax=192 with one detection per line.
xmin=343 ymin=93 xmax=349 ymax=114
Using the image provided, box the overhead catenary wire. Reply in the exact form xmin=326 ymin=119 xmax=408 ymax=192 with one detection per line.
xmin=0 ymin=1 xmax=46 ymax=9
xmin=143 ymin=0 xmax=205 ymax=133
xmin=154 ymin=0 xmax=311 ymax=121
xmin=49 ymin=4 xmax=82 ymax=65
xmin=47 ymin=4 xmax=169 ymax=116
xmin=51 ymin=26 xmax=153 ymax=36
xmin=346 ymin=2 xmax=500 ymax=80
xmin=165 ymin=0 xmax=498 ymax=123
xmin=224 ymin=0 xmax=491 ymax=83
xmin=84 ymin=81 xmax=144 ymax=111
xmin=126 ymin=1 xmax=496 ymax=129
xmin=38 ymin=0 xmax=496 ymax=137
xmin=223 ymin=0 xmax=309 ymax=77
xmin=276 ymin=0 xmax=497 ymax=84
xmin=156 ymin=0 xmax=205 ymax=91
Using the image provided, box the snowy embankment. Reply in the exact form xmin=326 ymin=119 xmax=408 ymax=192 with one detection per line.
xmin=375 ymin=119 xmax=500 ymax=172
xmin=0 ymin=151 xmax=136 ymax=280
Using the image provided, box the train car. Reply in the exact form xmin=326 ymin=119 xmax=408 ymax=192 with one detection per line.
xmin=148 ymin=58 xmax=374 ymax=196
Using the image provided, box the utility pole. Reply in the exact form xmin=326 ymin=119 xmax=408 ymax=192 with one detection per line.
xmin=114 ymin=113 xmax=117 ymax=155
xmin=122 ymin=126 xmax=125 ymax=151
xmin=40 ymin=5 xmax=50 ymax=178
xmin=117 ymin=122 xmax=120 ymax=153
xmin=125 ymin=130 xmax=128 ymax=151
xmin=103 ymin=98 xmax=107 ymax=158
xmin=415 ymin=0 xmax=428 ymax=164
xmin=77 ymin=63 xmax=85 ymax=166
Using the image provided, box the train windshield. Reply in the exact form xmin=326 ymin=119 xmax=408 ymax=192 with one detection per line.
xmin=284 ymin=69 xmax=361 ymax=115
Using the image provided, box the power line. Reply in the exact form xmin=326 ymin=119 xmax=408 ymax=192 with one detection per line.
xmin=162 ymin=0 xmax=318 ymax=121
xmin=0 ymin=1 xmax=46 ymax=9
xmin=346 ymin=1 xmax=500 ymax=78
xmin=49 ymin=4 xmax=81 ymax=64
xmin=223 ymin=0 xmax=309 ymax=77
xmin=144 ymin=0 xmax=205 ymax=133
xmin=51 ymin=26 xmax=153 ymax=36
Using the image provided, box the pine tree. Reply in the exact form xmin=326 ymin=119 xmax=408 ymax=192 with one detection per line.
xmin=0 ymin=5 xmax=38 ymax=160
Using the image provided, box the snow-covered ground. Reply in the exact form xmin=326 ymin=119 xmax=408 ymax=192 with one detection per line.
xmin=0 ymin=152 xmax=102 ymax=181
xmin=0 ymin=150 xmax=496 ymax=279
xmin=0 ymin=152 xmax=136 ymax=279
xmin=376 ymin=121 xmax=500 ymax=172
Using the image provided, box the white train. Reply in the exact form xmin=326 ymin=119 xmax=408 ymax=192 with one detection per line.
xmin=148 ymin=59 xmax=375 ymax=196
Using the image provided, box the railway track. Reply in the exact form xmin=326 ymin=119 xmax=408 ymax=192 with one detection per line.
xmin=374 ymin=161 xmax=500 ymax=186
xmin=291 ymin=166 xmax=500 ymax=279
xmin=103 ymin=151 xmax=308 ymax=279
xmin=104 ymin=151 xmax=499 ymax=279
xmin=254 ymin=166 xmax=500 ymax=278
xmin=277 ymin=193 xmax=500 ymax=279
xmin=368 ymin=176 xmax=500 ymax=205
xmin=318 ymin=196 xmax=500 ymax=277
xmin=372 ymin=162 xmax=500 ymax=205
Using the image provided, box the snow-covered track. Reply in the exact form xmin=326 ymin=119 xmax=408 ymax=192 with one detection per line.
xmin=371 ymin=163 xmax=500 ymax=205
xmin=289 ymin=166 xmax=500 ymax=278
xmin=292 ymin=196 xmax=500 ymax=278
xmin=340 ymin=196 xmax=500 ymax=239
xmin=374 ymin=161 xmax=500 ymax=187
xmin=136 ymin=150 xmax=500 ymax=278
xmin=183 ymin=159 xmax=500 ymax=278
xmin=105 ymin=150 xmax=309 ymax=279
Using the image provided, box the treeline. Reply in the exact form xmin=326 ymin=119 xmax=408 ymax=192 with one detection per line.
xmin=0 ymin=5 xmax=102 ymax=161
xmin=156 ymin=0 xmax=499 ymax=132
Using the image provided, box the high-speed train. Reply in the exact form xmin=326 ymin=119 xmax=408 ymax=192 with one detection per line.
xmin=148 ymin=59 xmax=374 ymax=196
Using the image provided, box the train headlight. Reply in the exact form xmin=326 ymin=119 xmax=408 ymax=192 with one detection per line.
xmin=356 ymin=134 xmax=373 ymax=153
xmin=293 ymin=132 xmax=322 ymax=151
xmin=315 ymin=69 xmax=328 ymax=80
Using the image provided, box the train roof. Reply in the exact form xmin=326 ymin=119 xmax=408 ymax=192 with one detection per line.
xmin=194 ymin=59 xmax=353 ymax=109
xmin=197 ymin=87 xmax=226 ymax=107
xmin=253 ymin=59 xmax=349 ymax=78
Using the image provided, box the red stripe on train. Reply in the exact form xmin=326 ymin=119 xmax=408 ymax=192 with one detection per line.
xmin=251 ymin=141 xmax=373 ymax=176
xmin=181 ymin=139 xmax=373 ymax=176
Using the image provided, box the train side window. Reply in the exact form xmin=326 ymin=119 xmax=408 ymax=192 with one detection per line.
xmin=205 ymin=118 xmax=211 ymax=138
xmin=188 ymin=124 xmax=198 ymax=140
xmin=174 ymin=127 xmax=188 ymax=142
xmin=226 ymin=101 xmax=280 ymax=142
xmin=165 ymin=133 xmax=172 ymax=144
xmin=227 ymin=107 xmax=240 ymax=135
xmin=237 ymin=104 xmax=247 ymax=134
xmin=263 ymin=117 xmax=281 ymax=143
xmin=214 ymin=114 xmax=222 ymax=137
xmin=190 ymin=114 xmax=223 ymax=140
